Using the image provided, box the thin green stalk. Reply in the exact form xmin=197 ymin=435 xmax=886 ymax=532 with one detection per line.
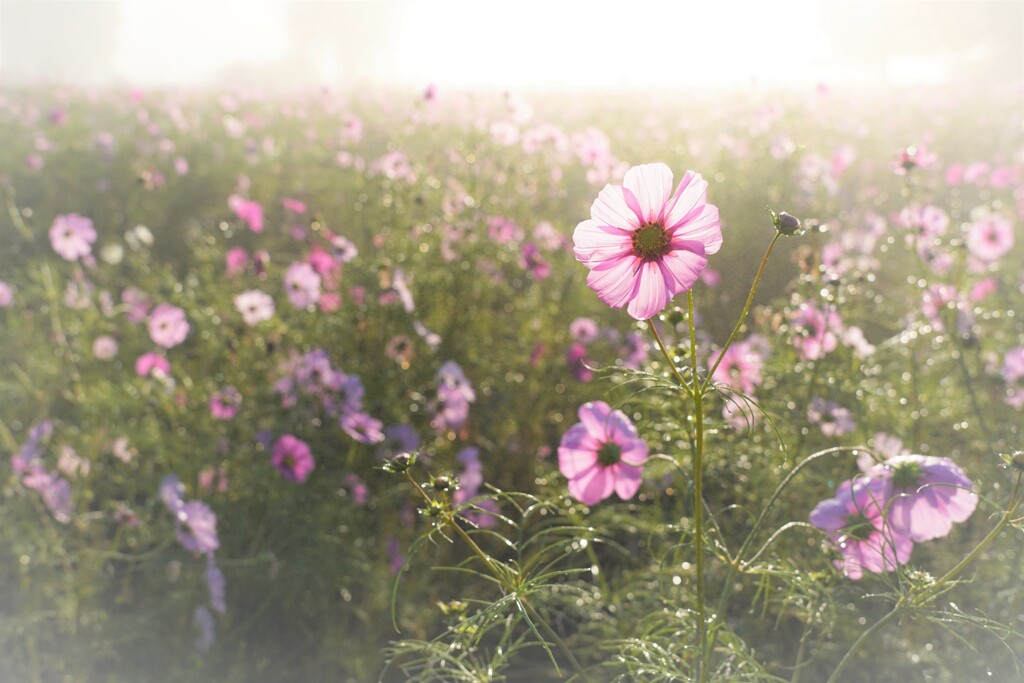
xmin=825 ymin=605 xmax=904 ymax=683
xmin=703 ymin=232 xmax=781 ymax=392
xmin=647 ymin=318 xmax=694 ymax=398
xmin=923 ymin=473 xmax=1021 ymax=598
xmin=688 ymin=290 xmax=708 ymax=683
xmin=403 ymin=470 xmax=591 ymax=681
xmin=951 ymin=341 xmax=995 ymax=450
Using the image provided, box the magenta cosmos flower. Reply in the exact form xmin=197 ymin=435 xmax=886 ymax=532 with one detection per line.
xmin=573 ymin=163 xmax=722 ymax=320
xmin=558 ymin=401 xmax=649 ymax=505
xmin=867 ymin=455 xmax=977 ymax=542
xmin=49 ymin=213 xmax=97 ymax=261
xmin=809 ymin=476 xmax=913 ymax=580
xmin=271 ymin=434 xmax=315 ymax=483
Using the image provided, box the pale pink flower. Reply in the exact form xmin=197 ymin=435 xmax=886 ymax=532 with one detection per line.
xmin=569 ymin=317 xmax=600 ymax=344
xmin=49 ymin=213 xmax=96 ymax=261
xmin=284 ymin=262 xmax=321 ymax=309
xmin=807 ymin=397 xmax=854 ymax=437
xmin=233 ymin=289 xmax=274 ymax=326
xmin=1002 ymin=347 xmax=1024 ymax=408
xmin=573 ymin=163 xmax=722 ymax=320
xmin=228 ymin=195 xmax=263 ymax=233
xmin=893 ymin=144 xmax=936 ymax=174
xmin=965 ymin=213 xmax=1014 ymax=262
xmin=558 ymin=401 xmax=649 ymax=505
xmin=711 ymin=335 xmax=766 ymax=395
xmin=92 ymin=335 xmax=118 ymax=360
xmin=225 ymin=247 xmax=248 ymax=277
xmin=148 ymin=303 xmax=189 ymax=348
xmin=790 ymin=302 xmax=841 ymax=361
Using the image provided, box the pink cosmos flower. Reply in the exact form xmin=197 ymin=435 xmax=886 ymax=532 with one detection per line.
xmin=1002 ymin=347 xmax=1024 ymax=408
xmin=284 ymin=262 xmax=321 ymax=309
xmin=343 ymin=473 xmax=369 ymax=505
xmin=148 ymin=303 xmax=189 ymax=348
xmin=122 ymin=286 xmax=150 ymax=323
xmin=92 ymin=335 xmax=118 ymax=360
xmin=228 ymin=195 xmax=264 ymax=233
xmin=0 ymin=281 xmax=13 ymax=307
xmin=807 ymin=397 xmax=855 ymax=437
xmin=965 ymin=213 xmax=1014 ymax=262
xmin=865 ymin=455 xmax=977 ymax=542
xmin=281 ymin=197 xmax=307 ymax=214
xmin=519 ymin=243 xmax=551 ymax=279
xmin=573 ymin=163 xmax=722 ymax=320
xmin=49 ymin=213 xmax=97 ymax=261
xmin=22 ymin=469 xmax=72 ymax=523
xmin=340 ymin=412 xmax=385 ymax=444
xmin=809 ymin=476 xmax=913 ymax=580
xmin=135 ymin=352 xmax=170 ymax=378
xmin=176 ymin=501 xmax=220 ymax=555
xmin=271 ymin=434 xmax=315 ymax=483
xmin=225 ymin=247 xmax=248 ymax=277
xmin=790 ymin=302 xmax=841 ymax=361
xmin=234 ymin=289 xmax=274 ymax=326
xmin=558 ymin=401 xmax=649 ymax=505
xmin=566 ymin=343 xmax=593 ymax=382
xmin=569 ymin=317 xmax=600 ymax=344
xmin=711 ymin=335 xmax=766 ymax=395
xmin=893 ymin=145 xmax=936 ymax=175
xmin=209 ymin=387 xmax=242 ymax=420
xmin=431 ymin=361 xmax=475 ymax=433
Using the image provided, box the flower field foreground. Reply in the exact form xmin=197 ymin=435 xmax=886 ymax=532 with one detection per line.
xmin=0 ymin=84 xmax=1022 ymax=682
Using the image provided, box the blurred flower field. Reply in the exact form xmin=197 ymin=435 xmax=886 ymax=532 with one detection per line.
xmin=0 ymin=82 xmax=1022 ymax=682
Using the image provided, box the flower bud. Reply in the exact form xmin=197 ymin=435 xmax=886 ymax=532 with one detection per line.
xmin=431 ymin=474 xmax=458 ymax=494
xmin=776 ymin=211 xmax=803 ymax=236
xmin=381 ymin=451 xmax=417 ymax=474
xmin=1000 ymin=450 xmax=1024 ymax=473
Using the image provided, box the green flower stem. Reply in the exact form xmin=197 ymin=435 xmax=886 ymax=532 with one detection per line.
xmin=4 ymin=189 xmax=34 ymax=241
xmin=688 ymin=290 xmax=709 ymax=683
xmin=923 ymin=472 xmax=1022 ymax=599
xmin=825 ymin=605 xmax=905 ymax=683
xmin=951 ymin=340 xmax=996 ymax=451
xmin=402 ymin=470 xmax=591 ymax=681
xmin=646 ymin=317 xmax=694 ymax=399
xmin=703 ymin=232 xmax=781 ymax=393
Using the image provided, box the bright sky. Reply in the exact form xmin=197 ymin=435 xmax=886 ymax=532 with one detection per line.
xmin=396 ymin=0 xmax=834 ymax=87
xmin=103 ymin=0 xmax=954 ymax=88
xmin=115 ymin=0 xmax=288 ymax=85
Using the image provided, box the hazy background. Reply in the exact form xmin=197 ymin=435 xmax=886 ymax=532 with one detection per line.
xmin=0 ymin=0 xmax=1021 ymax=90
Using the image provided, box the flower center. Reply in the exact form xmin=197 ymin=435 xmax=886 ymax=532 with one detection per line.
xmin=631 ymin=223 xmax=671 ymax=261
xmin=597 ymin=441 xmax=622 ymax=467
xmin=891 ymin=462 xmax=922 ymax=490
xmin=842 ymin=511 xmax=874 ymax=541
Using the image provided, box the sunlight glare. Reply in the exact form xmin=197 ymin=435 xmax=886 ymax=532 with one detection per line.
xmin=397 ymin=0 xmax=833 ymax=87
xmin=116 ymin=0 xmax=287 ymax=85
